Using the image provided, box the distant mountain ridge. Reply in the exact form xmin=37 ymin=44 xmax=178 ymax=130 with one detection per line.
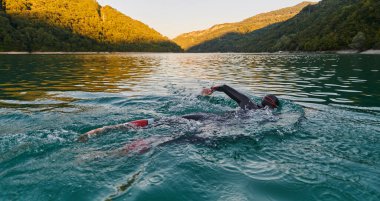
xmin=0 ymin=0 xmax=181 ymax=52
xmin=181 ymin=0 xmax=380 ymax=52
xmin=173 ymin=2 xmax=315 ymax=50
xmin=241 ymin=0 xmax=380 ymax=52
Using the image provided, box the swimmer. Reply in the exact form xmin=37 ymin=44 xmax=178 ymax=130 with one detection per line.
xmin=176 ymin=84 xmax=279 ymax=121
xmin=78 ymin=85 xmax=280 ymax=146
xmin=203 ymin=84 xmax=279 ymax=110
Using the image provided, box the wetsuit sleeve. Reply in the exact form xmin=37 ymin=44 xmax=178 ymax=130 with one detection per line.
xmin=212 ymin=85 xmax=258 ymax=109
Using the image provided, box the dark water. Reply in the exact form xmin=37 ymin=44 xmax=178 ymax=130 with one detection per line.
xmin=0 ymin=53 xmax=379 ymax=201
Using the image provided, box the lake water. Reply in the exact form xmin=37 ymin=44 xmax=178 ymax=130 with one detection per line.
xmin=0 ymin=53 xmax=379 ymax=201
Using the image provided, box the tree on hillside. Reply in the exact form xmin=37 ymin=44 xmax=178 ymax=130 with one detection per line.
xmin=0 ymin=0 xmax=4 ymax=10
xmin=350 ymin=31 xmax=367 ymax=51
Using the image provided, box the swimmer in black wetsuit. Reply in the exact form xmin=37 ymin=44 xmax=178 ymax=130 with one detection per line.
xmin=182 ymin=84 xmax=280 ymax=121
xmin=78 ymin=85 xmax=280 ymax=151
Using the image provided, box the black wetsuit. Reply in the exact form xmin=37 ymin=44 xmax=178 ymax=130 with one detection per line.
xmin=182 ymin=85 xmax=260 ymax=121
xmin=121 ymin=85 xmax=265 ymax=152
xmin=212 ymin=85 xmax=259 ymax=110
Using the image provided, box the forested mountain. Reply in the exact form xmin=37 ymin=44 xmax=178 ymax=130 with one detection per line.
xmin=173 ymin=2 xmax=315 ymax=51
xmin=184 ymin=0 xmax=380 ymax=52
xmin=0 ymin=0 xmax=181 ymax=52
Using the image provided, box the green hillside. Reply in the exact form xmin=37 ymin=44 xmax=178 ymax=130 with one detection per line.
xmin=173 ymin=2 xmax=314 ymax=51
xmin=186 ymin=0 xmax=380 ymax=52
xmin=0 ymin=0 xmax=181 ymax=52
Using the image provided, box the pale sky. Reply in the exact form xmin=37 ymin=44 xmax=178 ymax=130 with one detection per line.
xmin=97 ymin=0 xmax=320 ymax=39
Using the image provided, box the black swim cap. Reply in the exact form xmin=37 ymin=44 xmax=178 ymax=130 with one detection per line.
xmin=261 ymin=95 xmax=280 ymax=109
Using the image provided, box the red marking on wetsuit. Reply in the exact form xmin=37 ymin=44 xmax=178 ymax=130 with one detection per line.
xmin=129 ymin=120 xmax=149 ymax=127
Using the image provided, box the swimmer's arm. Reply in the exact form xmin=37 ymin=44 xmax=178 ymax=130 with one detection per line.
xmin=77 ymin=123 xmax=133 ymax=142
xmin=211 ymin=85 xmax=251 ymax=106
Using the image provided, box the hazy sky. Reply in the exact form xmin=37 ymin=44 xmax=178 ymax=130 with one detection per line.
xmin=97 ymin=0 xmax=320 ymax=39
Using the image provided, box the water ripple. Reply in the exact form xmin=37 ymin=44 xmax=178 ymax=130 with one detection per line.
xmin=0 ymin=53 xmax=379 ymax=201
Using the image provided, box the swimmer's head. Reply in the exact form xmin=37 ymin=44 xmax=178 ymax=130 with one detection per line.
xmin=261 ymin=94 xmax=280 ymax=109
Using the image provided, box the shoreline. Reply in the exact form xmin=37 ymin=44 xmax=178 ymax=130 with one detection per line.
xmin=0 ymin=50 xmax=379 ymax=55
xmin=0 ymin=52 xmax=116 ymax=55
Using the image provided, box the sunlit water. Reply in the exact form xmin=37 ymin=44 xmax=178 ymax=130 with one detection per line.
xmin=0 ymin=53 xmax=379 ymax=201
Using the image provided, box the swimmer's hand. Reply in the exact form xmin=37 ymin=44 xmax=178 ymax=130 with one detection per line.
xmin=201 ymin=88 xmax=214 ymax=96
xmin=201 ymin=85 xmax=223 ymax=96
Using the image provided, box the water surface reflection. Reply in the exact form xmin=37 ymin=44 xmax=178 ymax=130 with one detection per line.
xmin=1 ymin=54 xmax=378 ymax=108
